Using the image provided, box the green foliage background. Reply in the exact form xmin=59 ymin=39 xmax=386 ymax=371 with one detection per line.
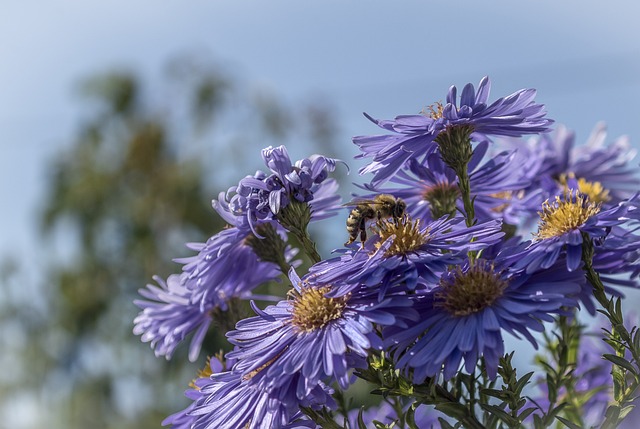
xmin=0 ymin=59 xmax=343 ymax=429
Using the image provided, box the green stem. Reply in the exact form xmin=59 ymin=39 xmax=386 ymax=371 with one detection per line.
xmin=581 ymin=235 xmax=625 ymax=400
xmin=456 ymin=165 xmax=476 ymax=228
xmin=435 ymin=126 xmax=477 ymax=263
xmin=435 ymin=126 xmax=475 ymax=228
xmin=293 ymin=228 xmax=322 ymax=264
xmin=581 ymin=232 xmax=640 ymax=429
xmin=433 ymin=383 xmax=485 ymax=429
xmin=355 ymin=353 xmax=484 ymax=429
xmin=468 ymin=368 xmax=477 ymax=419
xmin=276 ymin=200 xmax=322 ymax=264
xmin=246 ymin=223 xmax=292 ymax=275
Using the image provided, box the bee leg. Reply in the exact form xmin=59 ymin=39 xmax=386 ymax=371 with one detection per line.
xmin=359 ymin=218 xmax=367 ymax=248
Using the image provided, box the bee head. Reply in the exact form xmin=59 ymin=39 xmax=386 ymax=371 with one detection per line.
xmin=394 ymin=199 xmax=407 ymax=218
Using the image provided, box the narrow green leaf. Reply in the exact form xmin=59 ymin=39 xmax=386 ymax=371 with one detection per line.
xmin=438 ymin=418 xmax=455 ymax=429
xmin=605 ymin=404 xmax=621 ymax=421
xmin=555 ymin=415 xmax=583 ymax=429
xmin=534 ymin=413 xmax=548 ymax=429
xmin=434 ymin=402 xmax=469 ymax=421
xmin=603 ymin=353 xmax=638 ymax=375
xmin=514 ymin=372 xmax=534 ymax=394
xmin=480 ymin=404 xmax=519 ymax=426
xmin=518 ymin=407 xmax=537 ymax=420
xmin=357 ymin=407 xmax=367 ymax=429
xmin=547 ymin=402 xmax=568 ymax=419
xmin=480 ymin=388 xmax=510 ymax=401
xmin=619 ymin=404 xmax=635 ymax=420
xmin=405 ymin=406 xmax=418 ymax=429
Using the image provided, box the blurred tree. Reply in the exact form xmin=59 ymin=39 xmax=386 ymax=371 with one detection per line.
xmin=0 ymin=58 xmax=343 ymax=428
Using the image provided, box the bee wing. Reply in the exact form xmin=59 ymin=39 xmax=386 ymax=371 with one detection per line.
xmin=341 ymin=198 xmax=378 ymax=207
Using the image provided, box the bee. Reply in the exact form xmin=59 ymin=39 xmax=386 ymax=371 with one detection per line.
xmin=344 ymin=194 xmax=407 ymax=246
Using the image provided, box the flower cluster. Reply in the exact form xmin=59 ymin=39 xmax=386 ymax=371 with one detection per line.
xmin=224 ymin=145 xmax=344 ymax=235
xmin=135 ymin=76 xmax=640 ymax=429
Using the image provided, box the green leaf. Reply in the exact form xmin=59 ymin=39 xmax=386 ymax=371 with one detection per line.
xmin=357 ymin=407 xmax=367 ymax=429
xmin=547 ymin=402 xmax=568 ymax=420
xmin=514 ymin=372 xmax=534 ymax=394
xmin=603 ymin=353 xmax=638 ymax=375
xmin=555 ymin=415 xmax=583 ymax=429
xmin=518 ymin=407 xmax=537 ymax=420
xmin=434 ymin=402 xmax=469 ymax=421
xmin=438 ymin=418 xmax=456 ymax=429
xmin=619 ymin=404 xmax=635 ymax=420
xmin=405 ymin=406 xmax=419 ymax=429
xmin=480 ymin=388 xmax=510 ymax=401
xmin=479 ymin=403 xmax=519 ymax=427
xmin=605 ymin=404 xmax=621 ymax=420
xmin=533 ymin=414 xmax=544 ymax=429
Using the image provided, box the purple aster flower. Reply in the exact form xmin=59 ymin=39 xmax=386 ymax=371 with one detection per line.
xmin=508 ymin=191 xmax=640 ymax=274
xmin=179 ymin=196 xmax=299 ymax=310
xmin=385 ymin=257 xmax=582 ymax=382
xmin=134 ymin=274 xmax=214 ymax=362
xmin=164 ymin=354 xmax=333 ymax=429
xmin=134 ymin=198 xmax=298 ymax=362
xmin=594 ymin=226 xmax=640 ymax=284
xmin=162 ymin=355 xmax=230 ymax=429
xmin=226 ymin=268 xmax=418 ymax=399
xmin=357 ymin=141 xmax=536 ymax=223
xmin=568 ymin=225 xmax=640 ymax=313
xmin=514 ymin=123 xmax=640 ymax=208
xmin=224 ymin=145 xmax=345 ymax=235
xmin=309 ymin=215 xmax=504 ymax=299
xmin=354 ymin=76 xmax=552 ymax=186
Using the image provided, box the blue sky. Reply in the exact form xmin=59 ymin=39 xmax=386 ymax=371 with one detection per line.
xmin=2 ymin=0 xmax=640 ymax=274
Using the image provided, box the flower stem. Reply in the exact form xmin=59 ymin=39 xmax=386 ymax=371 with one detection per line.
xmin=294 ymin=229 xmax=322 ymax=264
xmin=537 ymin=314 xmax=583 ymax=427
xmin=246 ymin=223 xmax=292 ymax=275
xmin=277 ymin=200 xmax=322 ymax=264
xmin=581 ymin=232 xmax=640 ymax=429
xmin=456 ymin=165 xmax=476 ymax=228
xmin=356 ymin=353 xmax=485 ymax=429
xmin=436 ymin=126 xmax=476 ymax=228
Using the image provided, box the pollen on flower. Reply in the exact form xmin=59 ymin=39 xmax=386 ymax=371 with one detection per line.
xmin=436 ymin=262 xmax=508 ymax=317
xmin=290 ymin=286 xmax=348 ymax=333
xmin=535 ymin=191 xmax=601 ymax=240
xmin=189 ymin=356 xmax=215 ymax=389
xmin=242 ymin=354 xmax=281 ymax=381
xmin=558 ymin=174 xmax=611 ymax=204
xmin=374 ymin=215 xmax=427 ymax=256
xmin=489 ymin=190 xmax=516 ymax=213
xmin=576 ymin=178 xmax=610 ymax=204
xmin=421 ymin=101 xmax=444 ymax=120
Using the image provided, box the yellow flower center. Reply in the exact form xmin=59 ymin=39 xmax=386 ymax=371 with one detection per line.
xmin=558 ymin=173 xmax=610 ymax=204
xmin=436 ymin=261 xmax=508 ymax=317
xmin=374 ymin=216 xmax=427 ymax=256
xmin=189 ymin=356 xmax=215 ymax=389
xmin=290 ymin=286 xmax=348 ymax=333
xmin=535 ymin=191 xmax=601 ymax=240
xmin=489 ymin=190 xmax=523 ymax=213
